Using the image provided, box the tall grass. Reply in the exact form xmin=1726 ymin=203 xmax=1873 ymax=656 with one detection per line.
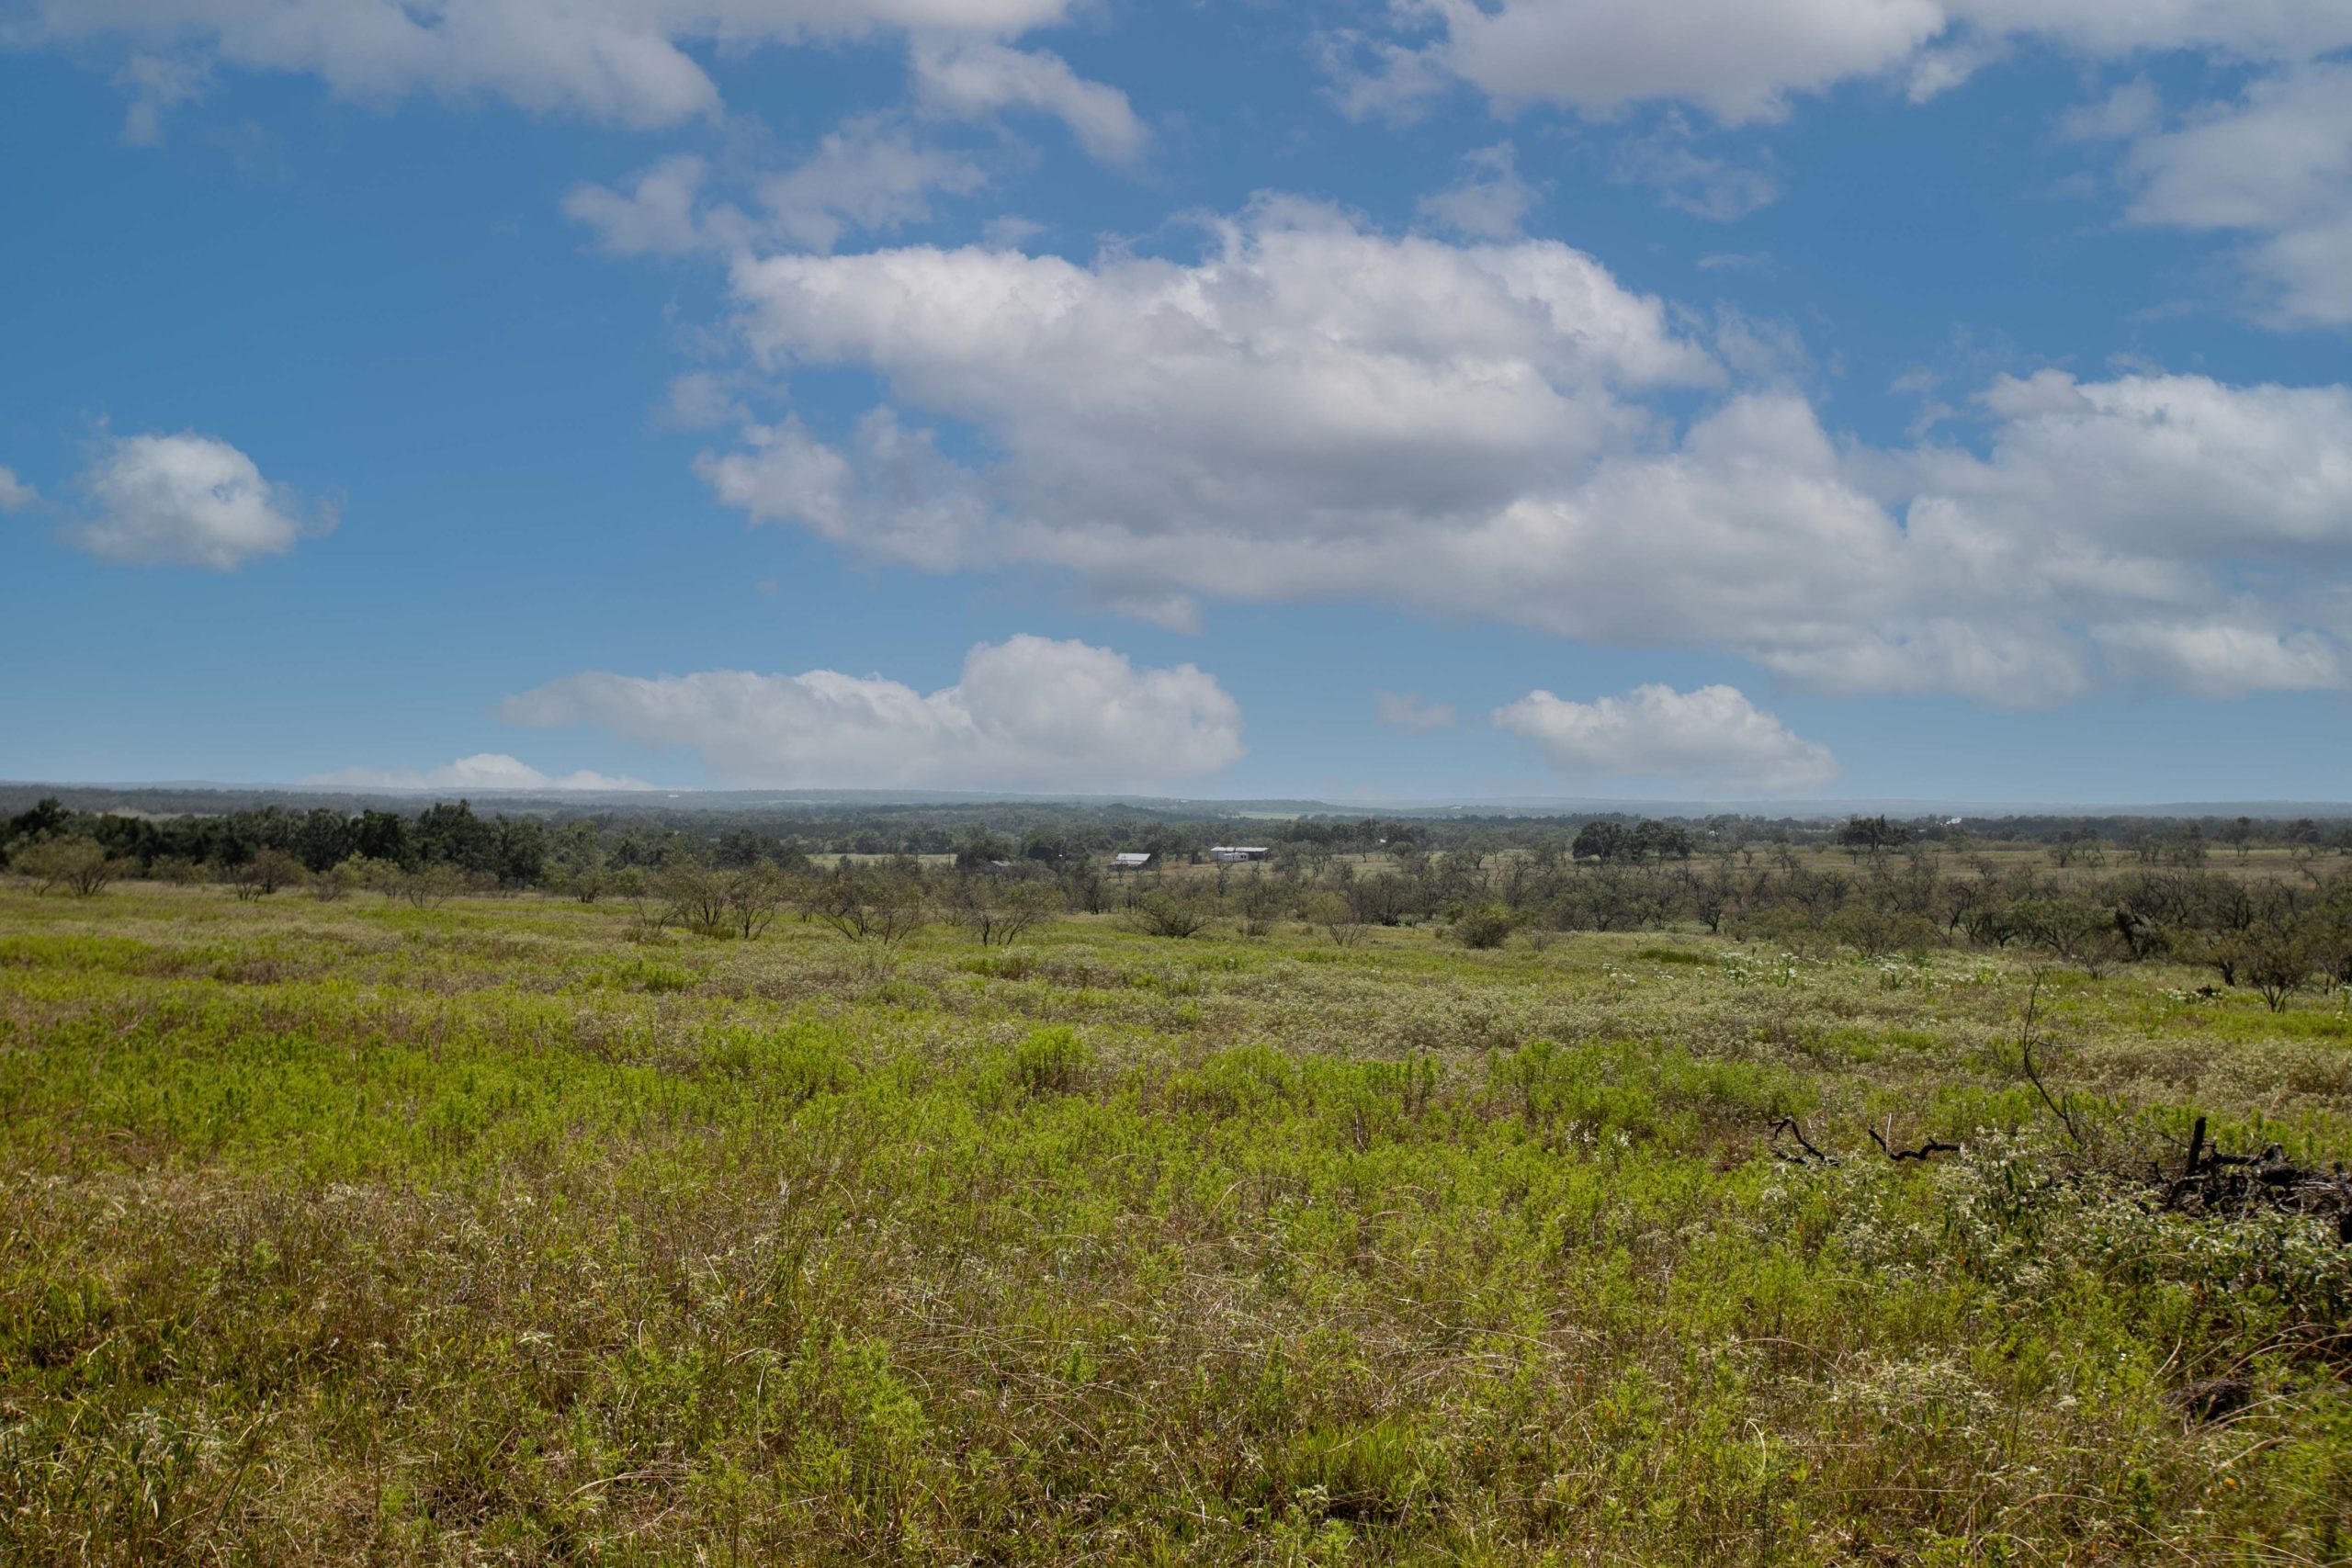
xmin=2 ymin=885 xmax=2347 ymax=1563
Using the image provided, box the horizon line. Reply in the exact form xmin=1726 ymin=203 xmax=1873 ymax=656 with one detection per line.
xmin=7 ymin=779 xmax=2352 ymax=819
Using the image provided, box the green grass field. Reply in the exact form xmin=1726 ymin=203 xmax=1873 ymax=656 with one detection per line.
xmin=5 ymin=885 xmax=2349 ymax=1563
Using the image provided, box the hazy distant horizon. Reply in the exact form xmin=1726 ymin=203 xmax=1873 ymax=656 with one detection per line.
xmin=10 ymin=778 xmax=2351 ymax=824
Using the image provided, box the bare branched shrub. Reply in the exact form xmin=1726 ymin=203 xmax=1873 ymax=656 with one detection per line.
xmin=331 ymin=855 xmax=401 ymax=898
xmin=953 ymin=875 xmax=1057 ymax=946
xmin=11 ymin=837 xmax=120 ymax=897
xmin=807 ymin=861 xmax=928 ymax=947
xmin=1125 ymin=888 xmax=1213 ymax=940
xmin=395 ymin=865 xmax=464 ymax=909
xmin=1233 ymin=874 xmax=1285 ymax=939
xmin=2005 ymin=897 xmax=2130 ymax=976
xmin=2241 ymin=922 xmax=2315 ymax=1013
xmin=659 ymin=861 xmax=732 ymax=934
xmin=220 ymin=848 xmax=303 ymax=902
xmin=1304 ymin=891 xmax=1366 ymax=947
xmin=612 ymin=868 xmax=670 ymax=937
xmin=564 ymin=863 xmax=612 ymax=904
xmin=311 ymin=854 xmax=386 ymax=900
xmin=147 ymin=854 xmax=204 ymax=886
xmin=1059 ymin=862 xmax=1111 ymax=915
xmin=725 ymin=865 xmax=788 ymax=940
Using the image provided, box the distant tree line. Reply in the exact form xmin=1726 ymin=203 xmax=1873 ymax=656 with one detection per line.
xmin=7 ymin=794 xmax=2352 ymax=1007
xmin=8 ymin=784 xmax=2351 ymax=864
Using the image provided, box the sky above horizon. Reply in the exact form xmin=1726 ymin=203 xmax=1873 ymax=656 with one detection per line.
xmin=5 ymin=0 xmax=2352 ymax=805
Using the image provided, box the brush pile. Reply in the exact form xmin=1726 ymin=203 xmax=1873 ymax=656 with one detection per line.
xmin=2165 ymin=1114 xmax=2352 ymax=1244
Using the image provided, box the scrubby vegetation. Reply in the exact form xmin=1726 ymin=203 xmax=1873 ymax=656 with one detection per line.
xmin=4 ymin=817 xmax=2351 ymax=1562
xmin=18 ymin=786 xmax=2347 ymax=1013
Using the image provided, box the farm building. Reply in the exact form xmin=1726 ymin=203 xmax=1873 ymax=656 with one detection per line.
xmin=1208 ymin=846 xmax=1272 ymax=863
xmin=1112 ymin=852 xmax=1155 ymax=871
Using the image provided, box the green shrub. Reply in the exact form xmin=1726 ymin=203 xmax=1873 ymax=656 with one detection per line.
xmin=1013 ymin=1025 xmax=1091 ymax=1096
xmin=1453 ymin=904 xmax=1517 ymax=950
xmin=11 ymin=837 xmax=119 ymax=897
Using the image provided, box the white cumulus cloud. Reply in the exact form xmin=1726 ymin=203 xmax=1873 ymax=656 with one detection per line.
xmin=2091 ymin=620 xmax=2344 ymax=699
xmin=709 ymin=195 xmax=1717 ymax=618
xmin=910 ymin=39 xmax=1147 ymax=164
xmin=565 ymin=119 xmax=989 ymax=258
xmin=754 ymin=117 xmax=990 ymax=252
xmin=1494 ymin=683 xmax=1839 ymax=794
xmin=68 ymin=432 xmax=332 ymax=569
xmin=302 ymin=754 xmax=660 ymax=792
xmin=113 ymin=52 xmax=209 ymax=144
xmin=2115 ymin=63 xmax=2352 ymax=327
xmin=688 ymin=200 xmax=2352 ymax=705
xmin=1948 ymin=0 xmax=2352 ymax=62
xmin=1417 ymin=142 xmax=1539 ymax=239
xmin=0 ymin=467 xmax=38 ymax=511
xmin=1612 ymin=117 xmax=1782 ymax=220
xmin=1363 ymin=0 xmax=1947 ymax=124
xmin=1329 ymin=2 xmax=2352 ymax=329
xmin=1350 ymin=0 xmax=2352 ymax=124
xmin=23 ymin=0 xmax=1084 ymax=132
xmin=563 ymin=152 xmax=717 ymax=256
xmin=499 ymin=635 xmax=1244 ymax=791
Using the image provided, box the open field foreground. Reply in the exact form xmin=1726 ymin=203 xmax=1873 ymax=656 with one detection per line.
xmin=4 ymin=885 xmax=2349 ymax=1565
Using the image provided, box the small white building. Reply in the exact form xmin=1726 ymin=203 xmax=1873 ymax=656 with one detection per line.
xmin=1207 ymin=845 xmax=1272 ymax=863
xmin=1113 ymin=852 xmax=1155 ymax=871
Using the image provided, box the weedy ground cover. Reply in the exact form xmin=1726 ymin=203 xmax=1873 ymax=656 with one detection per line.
xmin=3 ymin=886 xmax=2348 ymax=1563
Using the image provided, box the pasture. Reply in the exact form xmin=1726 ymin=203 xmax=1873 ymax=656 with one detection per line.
xmin=3 ymin=883 xmax=2348 ymax=1563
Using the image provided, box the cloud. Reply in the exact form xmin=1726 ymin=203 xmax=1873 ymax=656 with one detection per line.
xmin=910 ymin=39 xmax=1147 ymax=164
xmin=565 ymin=119 xmax=989 ymax=258
xmin=1947 ymin=0 xmax=2352 ymax=62
xmin=500 ymin=635 xmax=1244 ymax=790
xmin=1350 ymin=0 xmax=2352 ymax=125
xmin=1338 ymin=2 xmax=2352 ymax=326
xmin=1836 ymin=368 xmax=2352 ymax=699
xmin=2059 ymin=77 xmax=2160 ymax=143
xmin=1612 ymin=118 xmax=1781 ymax=220
xmin=1417 ymin=142 xmax=1539 ymax=240
xmin=302 ymin=754 xmax=660 ymax=792
xmin=1316 ymin=28 xmax=1457 ymax=124
xmin=564 ymin=152 xmax=715 ymax=256
xmin=712 ymin=196 xmax=1718 ymax=576
xmin=696 ymin=408 xmax=989 ymax=570
xmin=1494 ymin=682 xmax=1839 ymax=794
xmin=0 ymin=467 xmax=37 ymax=511
xmin=659 ymin=369 xmax=749 ymax=429
xmin=67 ymin=432 xmax=332 ymax=569
xmin=1375 ymin=692 xmax=1458 ymax=730
xmin=24 ymin=0 xmax=1084 ymax=132
xmin=686 ymin=198 xmax=2352 ymax=705
xmin=2092 ymin=620 xmax=2344 ymax=698
xmin=1372 ymin=0 xmax=1948 ymax=124
xmin=981 ymin=214 xmax=1046 ymax=247
xmin=754 ymin=117 xmax=990 ymax=252
xmin=1928 ymin=370 xmax=2352 ymax=559
xmin=1901 ymin=35 xmax=2006 ymax=102
xmin=2116 ymin=63 xmax=2352 ymax=326
xmin=113 ymin=52 xmax=209 ymax=144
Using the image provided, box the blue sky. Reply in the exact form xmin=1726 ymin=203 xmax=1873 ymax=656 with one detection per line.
xmin=5 ymin=0 xmax=2351 ymax=803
